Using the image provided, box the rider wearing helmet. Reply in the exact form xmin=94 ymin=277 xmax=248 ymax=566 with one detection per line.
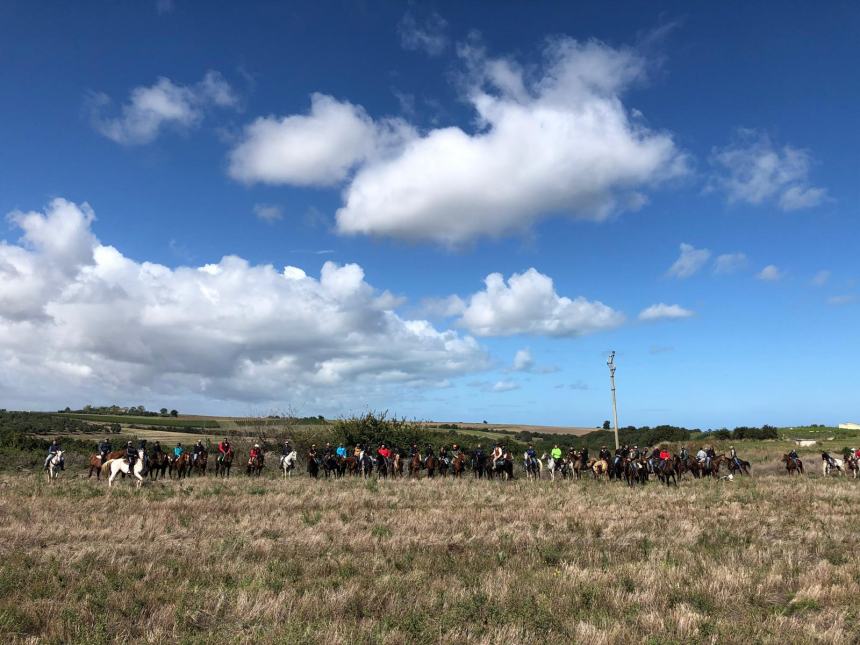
xmin=98 ymin=437 xmax=112 ymax=463
xmin=249 ymin=443 xmax=262 ymax=464
xmin=598 ymin=446 xmax=611 ymax=462
xmin=191 ymin=440 xmax=205 ymax=464
xmin=125 ymin=440 xmax=137 ymax=467
xmin=44 ymin=439 xmax=62 ymax=470
xmin=424 ymin=444 xmax=434 ymax=466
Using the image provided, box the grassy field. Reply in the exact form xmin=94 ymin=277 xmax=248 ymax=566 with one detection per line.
xmin=1 ymin=436 xmax=858 ymax=644
xmin=58 ymin=413 xmax=222 ymax=428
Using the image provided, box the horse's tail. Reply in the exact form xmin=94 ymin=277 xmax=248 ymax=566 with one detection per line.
xmin=101 ymin=460 xmax=112 ymax=477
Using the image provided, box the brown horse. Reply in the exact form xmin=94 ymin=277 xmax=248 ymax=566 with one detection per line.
xmin=246 ymin=453 xmax=265 ymax=476
xmin=88 ymin=450 xmax=125 ymax=479
xmin=149 ymin=451 xmax=169 ymax=480
xmin=425 ymin=455 xmax=437 ymax=478
xmin=408 ymin=453 xmax=422 ymax=478
xmin=169 ymin=453 xmax=190 ymax=479
xmin=782 ymin=454 xmax=804 ymax=475
xmin=214 ymin=448 xmax=234 ymax=478
xmin=452 ymin=452 xmax=468 ymax=478
xmin=192 ymin=451 xmax=208 ymax=476
xmin=342 ymin=456 xmax=358 ymax=476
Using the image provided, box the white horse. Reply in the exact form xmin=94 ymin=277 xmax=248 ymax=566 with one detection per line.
xmin=46 ymin=450 xmax=64 ymax=481
xmin=280 ymin=450 xmax=298 ymax=478
xmin=105 ymin=449 xmax=146 ymax=487
xmin=541 ymin=453 xmax=558 ymax=481
xmin=822 ymin=456 xmax=844 ymax=477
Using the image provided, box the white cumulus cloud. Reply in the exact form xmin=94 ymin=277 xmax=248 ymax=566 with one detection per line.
xmin=456 ymin=268 xmax=623 ymax=337
xmin=757 ymin=265 xmax=783 ymax=281
xmin=0 ymin=199 xmax=489 ymax=411
xmin=667 ymin=243 xmax=711 ymax=278
xmin=512 ymin=348 xmax=534 ymax=371
xmin=710 ymin=130 xmax=828 ymax=211
xmin=712 ymin=252 xmax=747 ymax=275
xmin=228 ymin=93 xmax=413 ymax=186
xmin=229 ymin=37 xmax=686 ymax=244
xmin=638 ymin=303 xmax=694 ymax=321
xmin=90 ymin=71 xmax=238 ymax=145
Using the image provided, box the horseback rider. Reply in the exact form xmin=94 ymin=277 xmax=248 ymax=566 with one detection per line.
xmin=98 ymin=437 xmax=112 ymax=463
xmin=353 ymin=444 xmax=362 ymax=459
xmin=377 ymin=443 xmax=391 ymax=461
xmin=281 ymin=440 xmax=293 ymax=457
xmin=323 ymin=442 xmax=333 ymax=457
xmin=492 ymin=443 xmax=504 ymax=469
xmin=336 ymin=444 xmax=347 ymax=459
xmin=125 ymin=441 xmax=137 ymax=468
xmin=216 ymin=439 xmax=231 ymax=463
xmin=473 ymin=444 xmax=485 ymax=469
xmin=526 ymin=444 xmax=537 ymax=464
xmin=788 ymin=448 xmax=800 ymax=467
xmin=249 ymin=443 xmax=262 ymax=465
xmin=695 ymin=447 xmax=707 ymax=466
xmin=659 ymin=448 xmax=671 ymax=462
xmin=550 ymin=444 xmax=562 ymax=463
xmin=629 ymin=445 xmax=640 ymax=460
xmin=579 ymin=446 xmax=590 ymax=466
xmin=191 ymin=440 xmax=205 ymax=464
xmin=44 ymin=439 xmax=62 ymax=470
xmin=173 ymin=442 xmax=184 ymax=459
xmin=679 ymin=446 xmax=689 ymax=461
xmin=729 ymin=446 xmax=742 ymax=470
xmin=438 ymin=445 xmax=448 ymax=465
xmin=598 ymin=446 xmax=611 ymax=462
xmin=452 ymin=443 xmax=461 ymax=456
xmin=152 ymin=441 xmax=163 ymax=456
xmin=424 ymin=444 xmax=434 ymax=466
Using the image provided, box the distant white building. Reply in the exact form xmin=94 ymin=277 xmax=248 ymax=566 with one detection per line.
xmin=839 ymin=422 xmax=860 ymax=430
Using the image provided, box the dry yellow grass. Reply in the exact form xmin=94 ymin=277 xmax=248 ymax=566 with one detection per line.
xmin=0 ymin=467 xmax=857 ymax=644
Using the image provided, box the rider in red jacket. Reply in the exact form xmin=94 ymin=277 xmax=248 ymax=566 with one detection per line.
xmin=377 ymin=444 xmax=391 ymax=459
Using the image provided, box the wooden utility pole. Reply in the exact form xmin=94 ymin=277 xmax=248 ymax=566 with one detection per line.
xmin=607 ymin=351 xmax=619 ymax=450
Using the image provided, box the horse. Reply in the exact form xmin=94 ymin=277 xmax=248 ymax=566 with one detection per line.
xmin=424 ymin=455 xmax=437 ymax=478
xmin=322 ymin=453 xmax=340 ymax=478
xmin=625 ymin=458 xmax=647 ymax=487
xmin=609 ymin=455 xmax=625 ymax=481
xmin=471 ymin=453 xmax=486 ymax=479
xmin=656 ymin=458 xmax=678 ymax=487
xmin=451 ymin=452 xmax=467 ymax=478
xmin=103 ymin=449 xmax=146 ymax=488
xmin=342 ymin=456 xmax=357 ymax=477
xmin=391 ymin=453 xmax=404 ymax=478
xmin=782 ymin=454 xmax=804 ymax=476
xmin=46 ymin=450 xmax=64 ymax=481
xmin=845 ymin=454 xmax=859 ymax=479
xmin=379 ymin=454 xmax=392 ymax=479
xmin=192 ymin=450 xmax=208 ymax=476
xmin=358 ymin=452 xmax=375 ymax=478
xmin=409 ymin=453 xmax=422 ymax=478
xmin=592 ymin=459 xmax=609 ymax=479
xmin=523 ymin=453 xmax=541 ymax=480
xmin=148 ymin=451 xmax=169 ymax=480
xmin=822 ymin=454 xmax=844 ymax=477
xmin=727 ymin=456 xmax=751 ymax=476
xmin=280 ymin=450 xmax=298 ymax=478
xmin=214 ymin=448 xmax=234 ymax=478
xmin=88 ymin=450 xmax=124 ymax=479
xmin=542 ymin=454 xmax=559 ymax=481
xmin=169 ymin=453 xmax=190 ymax=479
xmin=246 ymin=453 xmax=265 ymax=476
xmin=307 ymin=453 xmax=319 ymax=478
xmin=488 ymin=452 xmax=515 ymax=480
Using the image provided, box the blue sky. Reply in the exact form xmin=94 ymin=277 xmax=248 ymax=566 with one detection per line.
xmin=0 ymin=1 xmax=857 ymax=428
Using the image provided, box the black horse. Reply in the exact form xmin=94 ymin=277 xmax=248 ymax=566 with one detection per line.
xmin=307 ymin=454 xmax=319 ymax=479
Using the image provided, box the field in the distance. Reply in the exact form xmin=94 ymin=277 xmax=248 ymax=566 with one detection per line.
xmin=0 ymin=464 xmax=858 ymax=643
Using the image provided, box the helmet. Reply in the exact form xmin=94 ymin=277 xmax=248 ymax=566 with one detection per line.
xmin=127 ymin=441 xmax=133 ymax=446
xmin=254 ymin=443 xmax=260 ymax=448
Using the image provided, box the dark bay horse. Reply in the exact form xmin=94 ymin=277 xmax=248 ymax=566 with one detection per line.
xmin=169 ymin=453 xmax=190 ymax=479
xmin=192 ymin=450 xmax=208 ymax=476
xmin=246 ymin=453 xmax=265 ymax=476
xmin=149 ymin=451 xmax=169 ymax=480
xmin=782 ymin=454 xmax=804 ymax=475
xmin=408 ymin=453 xmax=422 ymax=478
xmin=657 ymin=458 xmax=678 ymax=487
xmin=452 ymin=452 xmax=468 ymax=478
xmin=215 ymin=448 xmax=234 ymax=478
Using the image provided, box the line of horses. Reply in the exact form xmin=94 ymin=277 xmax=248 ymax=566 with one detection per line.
xmin=76 ymin=446 xmax=859 ymax=486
